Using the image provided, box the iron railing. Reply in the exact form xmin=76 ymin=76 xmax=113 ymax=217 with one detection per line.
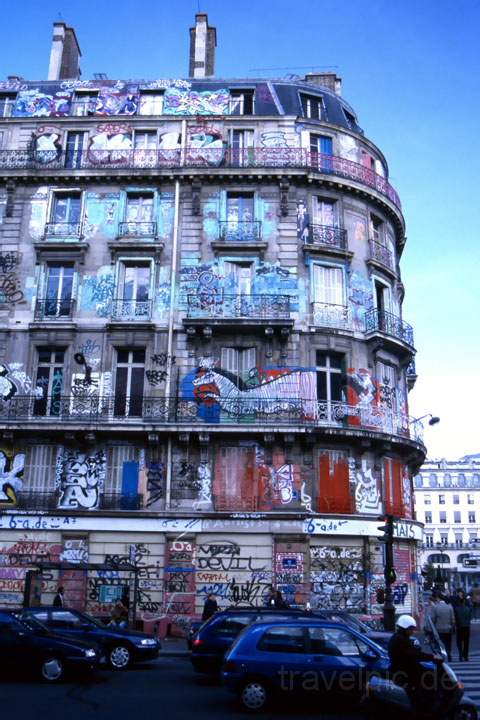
xmin=306 ymin=224 xmax=347 ymax=250
xmin=186 ymin=293 xmax=291 ymax=320
xmin=364 ymin=308 xmax=414 ymax=347
xmin=118 ymin=221 xmax=157 ymax=238
xmin=311 ymin=302 xmax=351 ymax=329
xmin=44 ymin=221 xmax=82 ymax=238
xmin=110 ymin=299 xmax=153 ymax=321
xmin=218 ymin=220 xmax=262 ymax=242
xmin=9 ymin=491 xmax=143 ymax=511
xmin=0 ymin=394 xmax=425 ymax=442
xmin=0 ymin=149 xmax=402 ymax=209
xmin=34 ymin=299 xmax=75 ymax=320
xmin=369 ymin=239 xmax=395 ymax=271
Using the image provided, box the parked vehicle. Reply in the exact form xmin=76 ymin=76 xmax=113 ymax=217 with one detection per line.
xmin=222 ymin=619 xmax=390 ymax=711
xmin=363 ymin=661 xmax=477 ymax=719
xmin=316 ymin=611 xmax=392 ymax=648
xmin=21 ymin=606 xmax=161 ymax=669
xmin=0 ymin=609 xmax=100 ymax=682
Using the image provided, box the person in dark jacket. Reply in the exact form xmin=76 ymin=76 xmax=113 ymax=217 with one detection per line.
xmin=201 ymin=593 xmax=218 ymax=622
xmin=388 ymin=615 xmax=442 ymax=713
xmin=53 ymin=586 xmax=65 ymax=607
xmin=274 ymin=590 xmax=289 ymax=609
xmin=454 ymin=590 xmax=472 ymax=661
xmin=264 ymin=585 xmax=276 ymax=608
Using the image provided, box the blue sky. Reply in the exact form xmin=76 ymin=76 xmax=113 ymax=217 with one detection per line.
xmin=0 ymin=0 xmax=478 ymax=460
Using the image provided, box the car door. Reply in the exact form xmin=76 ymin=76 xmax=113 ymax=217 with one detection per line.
xmin=0 ymin=613 xmax=34 ymax=669
xmin=256 ymin=625 xmax=311 ymax=691
xmin=209 ymin=614 xmax=252 ymax=655
xmin=45 ymin=609 xmax=94 ymax=643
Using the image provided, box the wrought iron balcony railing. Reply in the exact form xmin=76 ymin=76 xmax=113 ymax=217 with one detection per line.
xmin=0 ymin=395 xmax=425 ymax=444
xmin=369 ymin=239 xmax=395 ymax=272
xmin=118 ymin=221 xmax=157 ymax=238
xmin=0 ymin=149 xmax=402 ymax=210
xmin=305 ymin=224 xmax=347 ymax=251
xmin=44 ymin=221 xmax=82 ymax=238
xmin=9 ymin=491 xmax=143 ymax=512
xmin=364 ymin=308 xmax=414 ymax=347
xmin=185 ymin=293 xmax=291 ymax=320
xmin=110 ymin=299 xmax=153 ymax=321
xmin=34 ymin=299 xmax=75 ymax=320
xmin=311 ymin=302 xmax=351 ymax=329
xmin=218 ymin=220 xmax=262 ymax=242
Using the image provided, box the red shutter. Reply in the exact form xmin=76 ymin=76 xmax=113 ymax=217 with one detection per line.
xmin=384 ymin=459 xmax=404 ymax=516
xmin=318 ymin=452 xmax=353 ymax=514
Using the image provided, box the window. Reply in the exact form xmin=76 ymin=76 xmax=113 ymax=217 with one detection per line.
xmin=440 ymin=534 xmax=448 ymax=545
xmin=316 ymin=352 xmax=345 ymax=405
xmin=423 ymin=494 xmax=431 ymax=505
xmin=221 ymin=347 xmax=256 ymax=382
xmin=429 ymin=473 xmax=438 ymax=488
xmin=439 ymin=494 xmax=445 ymax=505
xmin=362 ymin=150 xmax=376 ymax=172
xmin=425 ymin=535 xmax=433 ymax=547
xmin=230 ymin=129 xmax=254 ymax=167
xmin=439 ymin=511 xmax=447 ymax=523
xmin=310 ymin=133 xmax=333 ymax=171
xmin=139 ymin=92 xmax=164 ymax=116
xmin=309 ymin=627 xmax=369 ymax=656
xmin=213 ymin=615 xmax=251 ymax=636
xmin=469 ymin=512 xmax=476 ymax=523
xmin=453 ymin=494 xmax=460 ymax=504
xmin=258 ymin=626 xmax=306 ymax=653
xmin=414 ymin=474 xmax=423 ymax=488
xmin=455 ymin=534 xmax=463 ymax=547
xmin=301 ymin=93 xmax=324 ymax=120
xmin=312 ymin=264 xmax=346 ymax=327
xmin=343 ymin=108 xmax=357 ymax=129
xmin=0 ymin=94 xmax=15 ymax=117
xmin=470 ymin=532 xmax=478 ymax=542
xmin=224 ymin=261 xmax=254 ymax=297
xmin=215 ymin=446 xmax=258 ymax=511
xmin=24 ymin=445 xmax=57 ymax=492
xmin=454 ymin=511 xmax=461 ymax=523
xmin=105 ymin=446 xmax=139 ymax=494
xmin=71 ymin=92 xmax=98 ymax=116
xmin=424 ymin=512 xmax=432 ymax=524
xmin=114 ymin=263 xmax=152 ymax=320
xmin=376 ymin=361 xmax=397 ymax=413
xmin=126 ymin=193 xmax=154 ymax=223
xmin=459 ymin=473 xmax=467 ymax=487
xmin=114 ymin=349 xmax=145 ymax=418
xmin=224 ymin=192 xmax=256 ymax=238
xmin=229 ymin=90 xmax=254 ymax=115
xmin=33 ymin=349 xmax=65 ymax=417
xmin=49 ymin=193 xmax=82 ymax=235
xmin=444 ymin=473 xmax=452 ymax=487
xmin=133 ymin=131 xmax=157 ymax=167
xmin=373 ymin=277 xmax=392 ymax=316
xmin=312 ymin=197 xmax=338 ymax=227
xmin=468 ymin=494 xmax=475 ymax=505
xmin=43 ymin=264 xmax=74 ymax=318
xmin=473 ymin=474 xmax=480 ymax=488
xmin=48 ymin=610 xmax=86 ymax=629
xmin=370 ymin=215 xmax=384 ymax=244
xmin=65 ymin=132 xmax=87 ymax=169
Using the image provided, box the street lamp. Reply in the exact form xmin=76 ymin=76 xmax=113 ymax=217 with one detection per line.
xmin=435 ymin=542 xmax=448 ymax=591
xmin=410 ymin=413 xmax=440 ymax=426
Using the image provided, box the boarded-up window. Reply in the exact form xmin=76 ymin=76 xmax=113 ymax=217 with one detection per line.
xmin=214 ymin=446 xmax=258 ymax=511
xmin=317 ymin=450 xmax=353 ymax=513
xmin=383 ymin=458 xmax=404 ymax=516
xmin=106 ymin=446 xmax=138 ymax=494
xmin=24 ymin=445 xmax=57 ymax=492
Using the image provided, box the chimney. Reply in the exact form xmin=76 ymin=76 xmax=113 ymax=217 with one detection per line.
xmin=48 ymin=22 xmax=82 ymax=81
xmin=189 ymin=13 xmax=216 ymax=78
xmin=304 ymin=72 xmax=342 ymax=95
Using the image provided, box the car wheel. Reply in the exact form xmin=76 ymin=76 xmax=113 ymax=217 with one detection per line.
xmin=109 ymin=644 xmax=131 ymax=669
xmin=240 ymin=679 xmax=269 ymax=712
xmin=40 ymin=657 xmax=64 ymax=682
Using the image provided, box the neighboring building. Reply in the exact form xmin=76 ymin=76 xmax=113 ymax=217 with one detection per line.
xmin=0 ymin=15 xmax=425 ymax=630
xmin=414 ymin=457 xmax=480 ymax=591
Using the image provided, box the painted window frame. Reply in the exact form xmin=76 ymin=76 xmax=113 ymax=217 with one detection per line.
xmin=310 ymin=260 xmax=346 ymax=306
xmin=315 ymin=351 xmax=346 ymax=405
xmin=115 ymin=257 xmax=155 ymax=302
xmin=71 ymin=91 xmax=98 ymax=117
xmin=33 ymin=347 xmax=66 ymax=417
xmin=138 ymin=92 xmax=165 ymax=116
xmin=229 ymin=89 xmax=255 ymax=115
xmin=47 ymin=188 xmax=84 ymax=228
xmin=113 ymin=348 xmax=146 ymax=418
xmin=300 ymin=93 xmax=324 ymax=120
xmin=42 ymin=262 xmax=77 ymax=317
xmin=124 ymin=190 xmax=156 ymax=223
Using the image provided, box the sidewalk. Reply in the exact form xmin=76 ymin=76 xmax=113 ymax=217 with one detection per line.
xmin=160 ymin=636 xmax=190 ymax=657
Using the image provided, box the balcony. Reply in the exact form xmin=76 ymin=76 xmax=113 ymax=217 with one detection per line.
xmin=364 ymin=308 xmax=414 ymax=351
xmin=184 ymin=294 xmax=292 ymax=335
xmin=34 ymin=299 xmax=75 ymax=321
xmin=44 ymin=222 xmax=82 ymax=239
xmin=218 ymin=220 xmax=262 ymax=243
xmin=311 ymin=302 xmax=351 ymax=330
xmin=110 ymin=299 xmax=153 ymax=322
xmin=0 ymin=149 xmax=402 ymax=210
xmin=9 ymin=491 xmax=143 ymax=512
xmin=304 ymin=224 xmax=347 ymax=252
xmin=118 ymin=221 xmax=157 ymax=239
xmin=368 ymin=239 xmax=396 ymax=273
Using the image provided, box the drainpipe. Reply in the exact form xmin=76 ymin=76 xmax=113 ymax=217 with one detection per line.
xmin=164 ymin=127 xmax=183 ymax=507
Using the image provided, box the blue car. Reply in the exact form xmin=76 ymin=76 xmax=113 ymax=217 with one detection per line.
xmin=222 ymin=619 xmax=389 ymax=712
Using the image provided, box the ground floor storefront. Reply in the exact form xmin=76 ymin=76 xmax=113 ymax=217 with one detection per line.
xmin=0 ymin=513 xmax=422 ymax=636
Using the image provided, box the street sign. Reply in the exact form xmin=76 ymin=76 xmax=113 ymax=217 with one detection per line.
xmin=463 ymin=558 xmax=478 ymax=568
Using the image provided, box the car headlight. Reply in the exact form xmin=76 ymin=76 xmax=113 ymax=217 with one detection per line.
xmin=84 ymin=648 xmax=97 ymax=658
xmin=136 ymin=638 xmax=157 ymax=646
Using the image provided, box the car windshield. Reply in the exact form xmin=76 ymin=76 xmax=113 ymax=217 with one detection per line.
xmin=74 ymin=611 xmax=105 ymax=628
xmin=16 ymin=613 xmax=49 ymax=633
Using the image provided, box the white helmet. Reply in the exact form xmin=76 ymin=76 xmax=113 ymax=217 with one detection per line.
xmin=397 ymin=614 xmax=417 ymax=630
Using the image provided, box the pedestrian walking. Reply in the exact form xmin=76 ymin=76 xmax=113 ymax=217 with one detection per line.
xmin=430 ymin=594 xmax=456 ymax=661
xmin=264 ymin=584 xmax=276 ymax=608
xmin=201 ymin=593 xmax=218 ymax=622
xmin=274 ymin=590 xmax=289 ymax=609
xmin=454 ymin=590 xmax=472 ymax=661
xmin=53 ymin=586 xmax=65 ymax=607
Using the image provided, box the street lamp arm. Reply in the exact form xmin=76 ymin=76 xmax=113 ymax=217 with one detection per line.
xmin=409 ymin=413 xmax=440 ymax=426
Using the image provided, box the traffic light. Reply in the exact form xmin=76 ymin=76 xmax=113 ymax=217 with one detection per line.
xmin=384 ymin=567 xmax=397 ymax=584
xmin=377 ymin=514 xmax=394 ymax=541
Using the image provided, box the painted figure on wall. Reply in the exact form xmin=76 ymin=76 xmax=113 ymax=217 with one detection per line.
xmin=33 ymin=126 xmax=62 ymax=164
xmin=0 ymin=449 xmax=25 ymax=506
xmin=297 ymin=200 xmax=310 ymax=241
xmin=187 ymin=127 xmax=224 ymax=166
xmin=56 ymin=448 xmax=106 ymax=510
xmin=163 ymin=87 xmax=230 ymax=115
xmin=88 ymin=124 xmax=133 ymax=164
xmin=13 ymin=88 xmax=72 ymax=117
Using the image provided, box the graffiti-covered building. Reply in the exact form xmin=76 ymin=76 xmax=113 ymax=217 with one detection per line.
xmin=0 ymin=15 xmax=425 ymax=630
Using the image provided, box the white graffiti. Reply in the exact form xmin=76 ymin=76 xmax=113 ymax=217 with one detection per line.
xmin=193 ymin=463 xmax=212 ymax=510
xmin=59 ymin=538 xmax=89 ymax=564
xmin=350 ymin=458 xmax=381 ymax=514
xmin=56 ymin=448 xmax=106 ymax=510
xmin=0 ymin=451 xmax=24 ymax=503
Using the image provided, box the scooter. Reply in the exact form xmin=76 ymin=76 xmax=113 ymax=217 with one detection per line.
xmin=362 ymin=660 xmax=478 ymax=719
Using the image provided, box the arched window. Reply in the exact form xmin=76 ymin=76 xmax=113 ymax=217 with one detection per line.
xmin=458 ymin=473 xmax=467 ymax=487
xmin=473 ymin=474 xmax=480 ymax=488
xmin=414 ymin=474 xmax=423 ymax=488
xmin=429 ymin=473 xmax=438 ymax=488
xmin=458 ymin=554 xmax=471 ymax=564
xmin=427 ymin=553 xmax=450 ymax=564
xmin=443 ymin=473 xmax=452 ymax=488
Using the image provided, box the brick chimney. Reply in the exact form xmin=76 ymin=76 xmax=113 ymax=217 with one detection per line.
xmin=304 ymin=72 xmax=342 ymax=95
xmin=47 ymin=22 xmax=82 ymax=80
xmin=189 ymin=13 xmax=216 ymax=78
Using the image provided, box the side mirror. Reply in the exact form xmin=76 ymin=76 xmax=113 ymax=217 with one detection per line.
xmin=362 ymin=648 xmax=379 ymax=661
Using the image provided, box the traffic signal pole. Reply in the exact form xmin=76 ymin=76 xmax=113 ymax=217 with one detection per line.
xmin=378 ymin=514 xmax=396 ymax=632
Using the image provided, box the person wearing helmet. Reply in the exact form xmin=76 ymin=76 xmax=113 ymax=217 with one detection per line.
xmin=388 ymin=614 xmax=443 ymax=714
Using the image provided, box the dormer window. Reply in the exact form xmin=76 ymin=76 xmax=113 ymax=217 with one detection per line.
xmin=139 ymin=92 xmax=164 ymax=116
xmin=229 ymin=90 xmax=254 ymax=115
xmin=0 ymin=94 xmax=15 ymax=118
xmin=71 ymin=92 xmax=98 ymax=117
xmin=301 ymin=94 xmax=324 ymax=120
xmin=343 ymin=108 xmax=357 ymax=129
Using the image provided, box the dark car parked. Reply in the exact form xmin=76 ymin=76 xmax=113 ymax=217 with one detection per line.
xmin=190 ymin=606 xmax=390 ymax=673
xmin=222 ymin=619 xmax=390 ymax=712
xmin=21 ymin=607 xmax=161 ymax=669
xmin=0 ymin=609 xmax=100 ymax=682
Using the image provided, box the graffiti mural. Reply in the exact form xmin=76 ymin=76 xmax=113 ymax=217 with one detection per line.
xmin=13 ymin=87 xmax=72 ymax=117
xmin=297 ymin=199 xmax=310 ymax=241
xmin=88 ymin=123 xmax=132 ymax=164
xmin=349 ymin=272 xmax=374 ymax=331
xmin=96 ymin=87 xmax=139 ymax=116
xmin=83 ymin=192 xmax=120 ymax=238
xmin=32 ymin=125 xmax=62 ymax=164
xmin=0 ymin=363 xmax=43 ymax=401
xmin=0 ymin=449 xmax=25 ymax=506
xmin=187 ymin=125 xmax=224 ymax=166
xmin=275 ymin=544 xmax=306 ymax=606
xmin=81 ymin=267 xmax=115 ymax=316
xmin=56 ymin=447 xmax=106 ymax=509
xmin=163 ymin=87 xmax=229 ymax=115
xmin=349 ymin=457 xmax=382 ymax=514
xmin=59 ymin=538 xmax=89 ymax=564
xmin=310 ymin=545 xmax=365 ymax=610
xmin=28 ymin=188 xmax=49 ymax=241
